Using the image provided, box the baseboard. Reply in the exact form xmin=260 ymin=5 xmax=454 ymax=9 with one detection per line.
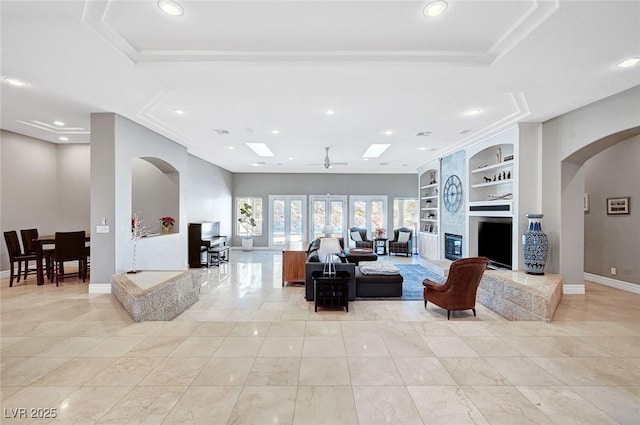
xmin=88 ymin=283 xmax=111 ymax=294
xmin=563 ymin=284 xmax=585 ymax=295
xmin=0 ymin=270 xmax=9 ymax=279
xmin=584 ymin=273 xmax=640 ymax=295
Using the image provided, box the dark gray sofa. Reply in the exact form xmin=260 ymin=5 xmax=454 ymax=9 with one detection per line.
xmin=304 ymin=238 xmax=402 ymax=300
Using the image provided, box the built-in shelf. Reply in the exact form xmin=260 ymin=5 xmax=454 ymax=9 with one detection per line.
xmin=421 ymin=195 xmax=438 ymax=200
xmin=420 ymin=183 xmax=438 ymax=189
xmin=471 ymin=179 xmax=514 ymax=188
xmin=471 ymin=160 xmax=514 ymax=174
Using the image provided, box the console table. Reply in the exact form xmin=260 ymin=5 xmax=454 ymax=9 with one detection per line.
xmin=312 ymin=270 xmax=350 ymax=312
xmin=282 ymin=241 xmax=309 ymax=286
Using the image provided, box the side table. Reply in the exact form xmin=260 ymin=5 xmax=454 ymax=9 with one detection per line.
xmin=374 ymin=238 xmax=388 ymax=255
xmin=312 ymin=270 xmax=350 ymax=312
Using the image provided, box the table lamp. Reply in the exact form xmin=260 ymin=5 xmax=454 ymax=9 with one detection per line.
xmin=319 ymin=237 xmax=341 ymax=276
xmin=323 ymin=225 xmax=333 ymax=238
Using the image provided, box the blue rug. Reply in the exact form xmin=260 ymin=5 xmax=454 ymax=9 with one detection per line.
xmin=357 ymin=264 xmax=445 ymax=301
xmin=396 ymin=264 xmax=445 ymax=300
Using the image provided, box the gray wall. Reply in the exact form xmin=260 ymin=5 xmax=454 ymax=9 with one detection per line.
xmin=584 ymin=135 xmax=640 ymax=285
xmin=542 ymin=85 xmax=640 ymax=287
xmin=132 ymin=158 xmax=180 ymax=235
xmin=1 ymin=130 xmax=89 ymax=270
xmin=232 ymin=173 xmax=417 ymax=247
xmin=185 ymin=154 xmax=233 ymax=238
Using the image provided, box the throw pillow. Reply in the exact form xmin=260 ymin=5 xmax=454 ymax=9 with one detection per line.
xmin=398 ymin=231 xmax=411 ymax=243
xmin=350 ymin=231 xmax=362 ymax=242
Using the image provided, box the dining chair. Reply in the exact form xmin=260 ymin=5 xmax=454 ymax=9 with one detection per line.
xmin=4 ymin=231 xmax=37 ymax=287
xmin=53 ymin=231 xmax=87 ymax=286
xmin=20 ymin=228 xmax=54 ymax=281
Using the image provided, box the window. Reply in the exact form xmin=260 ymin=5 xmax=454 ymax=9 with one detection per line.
xmin=236 ymin=197 xmax=263 ymax=237
xmin=393 ymin=198 xmax=418 ymax=233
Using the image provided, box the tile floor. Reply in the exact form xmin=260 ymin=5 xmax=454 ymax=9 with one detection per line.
xmin=1 ymin=250 xmax=639 ymax=424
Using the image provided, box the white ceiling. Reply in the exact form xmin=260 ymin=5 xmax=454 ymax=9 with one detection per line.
xmin=1 ymin=0 xmax=639 ymax=173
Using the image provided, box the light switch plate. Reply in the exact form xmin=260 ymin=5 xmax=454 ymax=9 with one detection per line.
xmin=96 ymin=225 xmax=109 ymax=234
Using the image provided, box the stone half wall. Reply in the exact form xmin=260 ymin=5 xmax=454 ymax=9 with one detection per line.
xmin=477 ymin=270 xmax=563 ymax=322
xmin=111 ymin=270 xmax=200 ymax=322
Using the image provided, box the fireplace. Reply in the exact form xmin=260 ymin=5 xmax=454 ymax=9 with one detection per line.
xmin=445 ymin=233 xmax=463 ymax=261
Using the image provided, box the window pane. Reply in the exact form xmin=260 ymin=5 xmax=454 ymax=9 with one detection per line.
xmin=290 ymin=200 xmax=303 ymax=242
xmin=354 ymin=201 xmax=366 ymax=228
xmin=313 ymin=200 xmax=326 ymax=239
xmin=371 ymin=201 xmax=383 ymax=230
xmin=330 ymin=201 xmax=343 ymax=236
xmin=237 ymin=197 xmax=263 ymax=237
xmin=273 ymin=199 xmax=284 ymax=245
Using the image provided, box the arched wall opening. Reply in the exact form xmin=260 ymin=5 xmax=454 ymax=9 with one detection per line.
xmin=132 ymin=157 xmax=180 ymax=235
xmin=560 ymin=126 xmax=640 ymax=292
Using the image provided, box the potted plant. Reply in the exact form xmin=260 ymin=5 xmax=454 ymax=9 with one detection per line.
xmin=237 ymin=202 xmax=257 ymax=250
xmin=159 ymin=216 xmax=175 ymax=234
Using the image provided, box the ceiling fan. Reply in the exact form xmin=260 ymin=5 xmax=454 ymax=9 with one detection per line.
xmin=320 ymin=146 xmax=348 ymax=169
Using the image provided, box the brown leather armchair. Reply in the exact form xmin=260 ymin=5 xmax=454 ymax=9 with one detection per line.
xmin=388 ymin=227 xmax=413 ymax=256
xmin=349 ymin=227 xmax=373 ymax=249
xmin=423 ymin=256 xmax=489 ymax=319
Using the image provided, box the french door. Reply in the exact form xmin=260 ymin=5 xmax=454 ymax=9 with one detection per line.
xmin=309 ymin=195 xmax=348 ymax=241
xmin=269 ymin=195 xmax=307 ymax=247
xmin=350 ymin=195 xmax=388 ymax=239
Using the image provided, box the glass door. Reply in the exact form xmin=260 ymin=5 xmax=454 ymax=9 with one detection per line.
xmin=350 ymin=195 xmax=388 ymax=240
xmin=269 ymin=195 xmax=307 ymax=247
xmin=309 ymin=195 xmax=347 ymax=241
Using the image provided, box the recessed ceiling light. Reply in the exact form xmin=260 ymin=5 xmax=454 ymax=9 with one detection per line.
xmin=246 ymin=143 xmax=274 ymax=157
xmin=53 ymin=120 xmax=65 ymax=126
xmin=616 ymin=57 xmax=640 ymax=68
xmin=363 ymin=144 xmax=391 ymax=158
xmin=251 ymin=161 xmax=266 ymax=167
xmin=460 ymin=129 xmax=472 ymax=134
xmin=464 ymin=109 xmax=482 ymax=116
xmin=158 ymin=0 xmax=184 ymax=16
xmin=2 ymin=77 xmax=28 ymax=87
xmin=173 ymin=109 xmax=184 ymax=115
xmin=326 ymin=109 xmax=335 ymax=115
xmin=383 ymin=130 xmax=393 ymax=136
xmin=272 ymin=130 xmax=280 ymax=135
xmin=59 ymin=136 xmax=69 ymax=141
xmin=214 ymin=129 xmax=230 ymax=135
xmin=228 ymin=146 xmax=235 ymax=150
xmin=418 ymin=147 xmax=426 ymax=151
xmin=288 ymin=157 xmax=294 ymax=161
xmin=423 ymin=0 xmax=448 ymax=18
xmin=416 ymin=131 xmax=432 ymax=136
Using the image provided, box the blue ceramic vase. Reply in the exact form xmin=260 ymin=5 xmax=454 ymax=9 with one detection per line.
xmin=523 ymin=214 xmax=548 ymax=275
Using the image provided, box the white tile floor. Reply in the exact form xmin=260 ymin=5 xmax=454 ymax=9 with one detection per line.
xmin=1 ymin=250 xmax=639 ymax=424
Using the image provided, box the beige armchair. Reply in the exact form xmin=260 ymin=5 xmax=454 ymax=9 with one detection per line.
xmin=423 ymin=257 xmax=489 ymax=319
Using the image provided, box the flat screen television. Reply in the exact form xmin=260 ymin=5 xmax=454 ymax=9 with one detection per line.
xmin=478 ymin=221 xmax=512 ymax=269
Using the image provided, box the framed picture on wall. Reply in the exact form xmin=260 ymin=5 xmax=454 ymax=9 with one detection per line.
xmin=606 ymin=197 xmax=630 ymax=215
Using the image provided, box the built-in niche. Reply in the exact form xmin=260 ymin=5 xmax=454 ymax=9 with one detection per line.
xmin=131 ymin=157 xmax=179 ymax=236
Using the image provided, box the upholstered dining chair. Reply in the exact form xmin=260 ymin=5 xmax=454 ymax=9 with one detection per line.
xmin=423 ymin=256 xmax=489 ymax=319
xmin=4 ymin=230 xmax=37 ymax=286
xmin=388 ymin=227 xmax=414 ymax=256
xmin=53 ymin=231 xmax=88 ymax=286
xmin=349 ymin=227 xmax=373 ymax=249
xmin=20 ymin=228 xmax=54 ymax=281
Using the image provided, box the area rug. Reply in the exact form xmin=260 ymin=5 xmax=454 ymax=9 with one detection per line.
xmin=357 ymin=264 xmax=445 ymax=301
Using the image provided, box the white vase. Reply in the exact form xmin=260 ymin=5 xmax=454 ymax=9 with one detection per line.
xmin=242 ymin=238 xmax=254 ymax=250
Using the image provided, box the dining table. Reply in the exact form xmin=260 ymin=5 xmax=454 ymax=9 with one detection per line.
xmin=34 ymin=234 xmax=91 ymax=285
